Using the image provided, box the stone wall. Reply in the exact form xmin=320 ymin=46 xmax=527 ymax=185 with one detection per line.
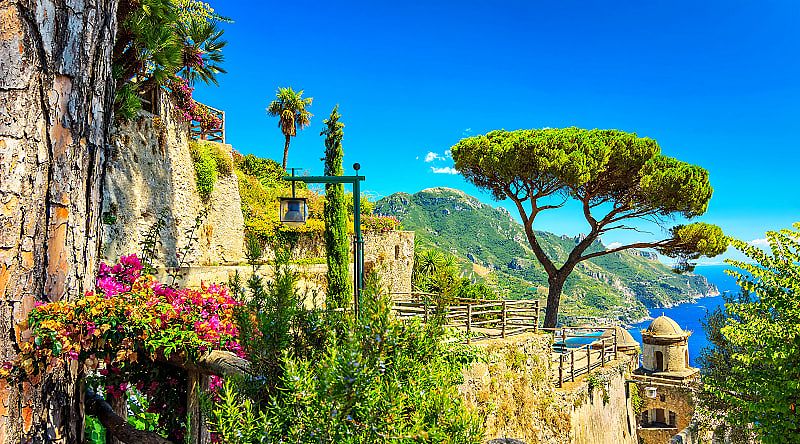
xmin=99 ymin=94 xmax=413 ymax=295
xmin=149 ymin=229 xmax=414 ymax=298
xmin=363 ymin=230 xmax=414 ymax=295
xmin=459 ymin=334 xmax=639 ymax=444
xmin=636 ymin=379 xmax=697 ymax=444
xmin=100 ymin=94 xmax=244 ymax=267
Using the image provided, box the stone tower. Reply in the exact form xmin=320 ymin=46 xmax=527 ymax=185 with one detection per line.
xmin=635 ymin=315 xmax=699 ymax=444
xmin=641 ymin=315 xmax=696 ymax=376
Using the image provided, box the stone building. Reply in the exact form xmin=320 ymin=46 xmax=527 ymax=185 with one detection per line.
xmin=634 ymin=315 xmax=700 ymax=444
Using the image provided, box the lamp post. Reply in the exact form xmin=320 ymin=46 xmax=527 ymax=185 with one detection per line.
xmin=281 ymin=164 xmax=366 ymax=315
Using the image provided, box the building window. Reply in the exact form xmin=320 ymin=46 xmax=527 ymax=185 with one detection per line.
xmin=395 ymin=245 xmax=400 ymax=260
xmin=655 ymin=408 xmax=666 ymax=424
xmin=669 ymin=411 xmax=677 ymax=426
xmin=655 ymin=350 xmax=664 ymax=371
xmin=641 ymin=411 xmax=649 ymax=425
xmin=659 ymin=394 xmax=666 ymax=402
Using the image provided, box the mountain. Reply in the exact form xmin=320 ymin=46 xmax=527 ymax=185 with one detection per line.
xmin=375 ymin=187 xmax=718 ymax=324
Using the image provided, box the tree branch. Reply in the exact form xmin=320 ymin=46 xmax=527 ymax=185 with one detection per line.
xmin=579 ymin=239 xmax=673 ymax=262
xmin=85 ymin=389 xmax=174 ymax=444
xmin=160 ymin=350 xmax=252 ymax=378
xmin=505 ymin=188 xmax=557 ymax=276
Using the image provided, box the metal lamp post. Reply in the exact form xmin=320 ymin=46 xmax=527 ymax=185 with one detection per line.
xmin=281 ymin=164 xmax=366 ymax=315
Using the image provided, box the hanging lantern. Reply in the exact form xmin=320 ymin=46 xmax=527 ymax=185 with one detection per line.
xmin=279 ymin=197 xmax=308 ymax=226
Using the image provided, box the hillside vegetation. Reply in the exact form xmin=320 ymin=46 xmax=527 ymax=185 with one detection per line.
xmin=375 ymin=187 xmax=717 ymax=323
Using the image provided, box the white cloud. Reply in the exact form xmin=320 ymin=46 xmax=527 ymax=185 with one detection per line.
xmin=606 ymin=242 xmax=623 ymax=250
xmin=430 ymin=166 xmax=459 ymax=175
xmin=425 ymin=151 xmax=445 ymax=163
xmin=462 ymin=128 xmax=473 ymax=137
xmin=749 ymin=238 xmax=769 ymax=247
xmin=444 ymin=149 xmax=452 ymax=159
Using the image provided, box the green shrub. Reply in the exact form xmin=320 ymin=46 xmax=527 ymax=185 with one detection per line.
xmin=190 ymin=142 xmax=217 ymax=199
xmin=233 ymin=153 xmax=287 ymax=188
xmin=210 ymin=143 xmax=233 ymax=176
xmin=361 ymin=214 xmax=401 ymax=232
xmin=189 ymin=140 xmax=234 ymax=199
xmin=210 ymin=258 xmax=484 ymax=444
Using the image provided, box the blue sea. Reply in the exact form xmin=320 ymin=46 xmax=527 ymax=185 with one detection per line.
xmin=627 ymin=265 xmax=741 ymax=367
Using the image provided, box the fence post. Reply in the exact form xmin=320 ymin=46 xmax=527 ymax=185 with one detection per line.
xmin=534 ymin=300 xmax=539 ymax=333
xmin=587 ymin=344 xmax=591 ymax=371
xmin=558 ymin=355 xmax=564 ymax=388
xmin=601 ymin=338 xmax=606 ymax=367
xmin=501 ymin=300 xmax=507 ymax=338
xmin=423 ymin=298 xmax=429 ymax=324
xmin=570 ymin=349 xmax=575 ymax=382
xmin=466 ymin=304 xmax=472 ymax=344
xmin=613 ymin=329 xmax=618 ymax=360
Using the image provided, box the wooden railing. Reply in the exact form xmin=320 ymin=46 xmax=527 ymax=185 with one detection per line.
xmin=390 ymin=292 xmax=540 ymax=343
xmin=542 ymin=326 xmax=619 ymax=388
xmin=190 ymin=102 xmax=225 ymax=143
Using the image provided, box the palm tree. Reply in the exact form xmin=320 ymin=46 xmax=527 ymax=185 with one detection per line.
xmin=266 ymin=87 xmax=313 ymax=169
xmin=177 ymin=17 xmax=227 ymax=86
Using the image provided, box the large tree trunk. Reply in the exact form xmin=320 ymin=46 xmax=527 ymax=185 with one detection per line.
xmin=543 ymin=274 xmax=567 ymax=329
xmin=0 ymin=0 xmax=118 ymax=442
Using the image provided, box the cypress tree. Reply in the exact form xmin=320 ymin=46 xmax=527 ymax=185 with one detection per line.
xmin=322 ymin=106 xmax=351 ymax=307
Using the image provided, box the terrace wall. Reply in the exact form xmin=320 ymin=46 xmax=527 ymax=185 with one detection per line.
xmin=99 ymin=95 xmax=412 ymax=295
xmin=460 ymin=334 xmax=639 ymax=444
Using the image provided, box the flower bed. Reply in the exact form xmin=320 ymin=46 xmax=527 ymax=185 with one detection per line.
xmin=0 ymin=254 xmax=243 ymax=441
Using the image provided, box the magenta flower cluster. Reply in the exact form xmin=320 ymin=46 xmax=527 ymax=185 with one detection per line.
xmin=96 ymin=254 xmax=142 ymax=297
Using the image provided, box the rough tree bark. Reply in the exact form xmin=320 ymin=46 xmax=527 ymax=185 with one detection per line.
xmin=0 ymin=0 xmax=118 ymax=442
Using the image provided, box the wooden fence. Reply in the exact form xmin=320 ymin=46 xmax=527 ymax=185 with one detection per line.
xmin=543 ymin=327 xmax=619 ymax=387
xmin=190 ymin=102 xmax=226 ymax=143
xmin=390 ymin=292 xmax=540 ymax=343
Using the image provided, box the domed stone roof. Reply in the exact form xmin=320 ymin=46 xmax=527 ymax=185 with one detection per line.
xmin=601 ymin=326 xmax=639 ymax=349
xmin=645 ymin=315 xmax=686 ymax=338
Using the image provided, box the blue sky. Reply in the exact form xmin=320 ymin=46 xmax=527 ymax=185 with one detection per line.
xmin=195 ymin=1 xmax=799 ymax=264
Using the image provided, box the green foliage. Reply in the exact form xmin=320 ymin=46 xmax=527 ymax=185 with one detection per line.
xmin=700 ymin=223 xmax=800 ymax=442
xmin=176 ymin=16 xmax=227 ymax=86
xmin=84 ymin=416 xmax=106 ymax=444
xmin=629 ymin=383 xmax=643 ymax=413
xmin=113 ymin=0 xmax=182 ymax=116
xmin=267 ymin=87 xmax=313 ymax=168
xmin=212 ymin=257 xmax=483 ymax=443
xmin=413 ymin=246 xmax=498 ymax=301
xmin=205 ymin=380 xmax=270 ymax=443
xmin=361 ymin=215 xmax=401 ymax=232
xmin=322 ymin=106 xmax=352 ymax=309
xmin=346 ymin=192 xmax=376 ymax=216
xmin=659 ymin=222 xmax=728 ymax=272
xmin=113 ymin=0 xmax=228 ymax=118
xmin=114 ymin=82 xmax=144 ymax=121
xmin=233 ymin=152 xmax=287 ymax=188
xmin=189 ymin=140 xmax=232 ymax=199
xmin=127 ymin=389 xmax=161 ymax=432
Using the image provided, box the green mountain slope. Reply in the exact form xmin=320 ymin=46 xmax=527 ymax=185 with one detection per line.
xmin=375 ymin=187 xmax=718 ymax=323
